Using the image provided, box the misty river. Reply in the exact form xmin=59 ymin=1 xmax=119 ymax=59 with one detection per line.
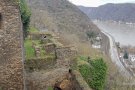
xmin=93 ymin=21 xmax=135 ymax=46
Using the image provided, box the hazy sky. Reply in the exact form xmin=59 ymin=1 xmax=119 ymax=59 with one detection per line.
xmin=68 ymin=0 xmax=135 ymax=7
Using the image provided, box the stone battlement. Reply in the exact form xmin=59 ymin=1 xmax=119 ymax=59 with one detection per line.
xmin=0 ymin=0 xmax=24 ymax=89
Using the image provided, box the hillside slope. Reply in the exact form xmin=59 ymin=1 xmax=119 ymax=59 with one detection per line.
xmin=26 ymin=0 xmax=101 ymax=55
xmin=79 ymin=3 xmax=135 ymax=23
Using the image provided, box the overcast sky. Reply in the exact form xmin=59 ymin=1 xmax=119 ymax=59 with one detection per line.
xmin=68 ymin=0 xmax=135 ymax=7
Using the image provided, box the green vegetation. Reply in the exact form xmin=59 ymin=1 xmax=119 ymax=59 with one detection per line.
xmin=123 ymin=51 xmax=129 ymax=59
xmin=79 ymin=56 xmax=88 ymax=61
xmin=78 ymin=56 xmax=107 ymax=90
xmin=86 ymin=31 xmax=97 ymax=39
xmin=24 ymin=39 xmax=47 ymax=59
xmin=24 ymin=27 xmax=40 ymax=59
xmin=24 ymin=39 xmax=35 ymax=59
xmin=28 ymin=26 xmax=39 ymax=33
xmin=79 ymin=64 xmax=91 ymax=82
xmin=0 ymin=87 xmax=2 ymax=90
xmin=48 ymin=87 xmax=53 ymax=90
xmin=19 ymin=0 xmax=31 ymax=37
xmin=24 ymin=26 xmax=55 ymax=60
xmin=89 ymin=58 xmax=107 ymax=90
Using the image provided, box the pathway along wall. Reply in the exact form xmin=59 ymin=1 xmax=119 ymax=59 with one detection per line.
xmin=0 ymin=0 xmax=24 ymax=89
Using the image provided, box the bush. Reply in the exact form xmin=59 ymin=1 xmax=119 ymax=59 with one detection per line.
xmin=79 ymin=64 xmax=91 ymax=83
xmin=123 ymin=51 xmax=128 ymax=59
xmin=19 ymin=0 xmax=31 ymax=38
xmin=90 ymin=58 xmax=107 ymax=90
xmin=79 ymin=58 xmax=107 ymax=90
xmin=86 ymin=31 xmax=97 ymax=39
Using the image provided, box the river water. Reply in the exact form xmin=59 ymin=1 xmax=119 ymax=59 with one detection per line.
xmin=93 ymin=21 xmax=135 ymax=46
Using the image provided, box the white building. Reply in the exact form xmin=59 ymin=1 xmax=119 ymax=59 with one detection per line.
xmin=129 ymin=54 xmax=135 ymax=62
xmin=92 ymin=41 xmax=101 ymax=49
xmin=92 ymin=44 xmax=101 ymax=49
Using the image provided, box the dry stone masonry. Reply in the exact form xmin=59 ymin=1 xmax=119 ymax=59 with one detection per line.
xmin=56 ymin=46 xmax=77 ymax=68
xmin=34 ymin=46 xmax=41 ymax=57
xmin=43 ymin=43 xmax=56 ymax=54
xmin=0 ymin=0 xmax=24 ymax=89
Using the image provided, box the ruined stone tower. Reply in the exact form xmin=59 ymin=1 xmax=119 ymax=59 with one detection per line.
xmin=0 ymin=0 xmax=24 ymax=89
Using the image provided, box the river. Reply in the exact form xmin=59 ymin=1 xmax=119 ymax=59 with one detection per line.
xmin=93 ymin=21 xmax=135 ymax=47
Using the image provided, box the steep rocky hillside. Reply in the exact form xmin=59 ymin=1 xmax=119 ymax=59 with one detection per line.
xmin=26 ymin=0 xmax=101 ymax=55
xmin=79 ymin=3 xmax=135 ymax=23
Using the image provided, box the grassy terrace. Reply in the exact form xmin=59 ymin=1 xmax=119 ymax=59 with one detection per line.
xmin=24 ymin=39 xmax=35 ymax=59
xmin=24 ymin=26 xmax=54 ymax=59
xmin=24 ymin=39 xmax=47 ymax=59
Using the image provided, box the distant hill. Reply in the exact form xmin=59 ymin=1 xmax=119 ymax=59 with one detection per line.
xmin=78 ymin=3 xmax=135 ymax=23
xmin=26 ymin=0 xmax=100 ymax=32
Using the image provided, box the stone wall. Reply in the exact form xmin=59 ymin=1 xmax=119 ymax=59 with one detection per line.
xmin=74 ymin=70 xmax=93 ymax=90
xmin=0 ymin=0 xmax=24 ymax=89
xmin=26 ymin=69 xmax=83 ymax=90
xmin=55 ymin=46 xmax=77 ymax=68
xmin=29 ymin=33 xmax=52 ymax=40
xmin=25 ymin=57 xmax=56 ymax=72
xmin=56 ymin=46 xmax=77 ymax=60
xmin=43 ymin=43 xmax=56 ymax=54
